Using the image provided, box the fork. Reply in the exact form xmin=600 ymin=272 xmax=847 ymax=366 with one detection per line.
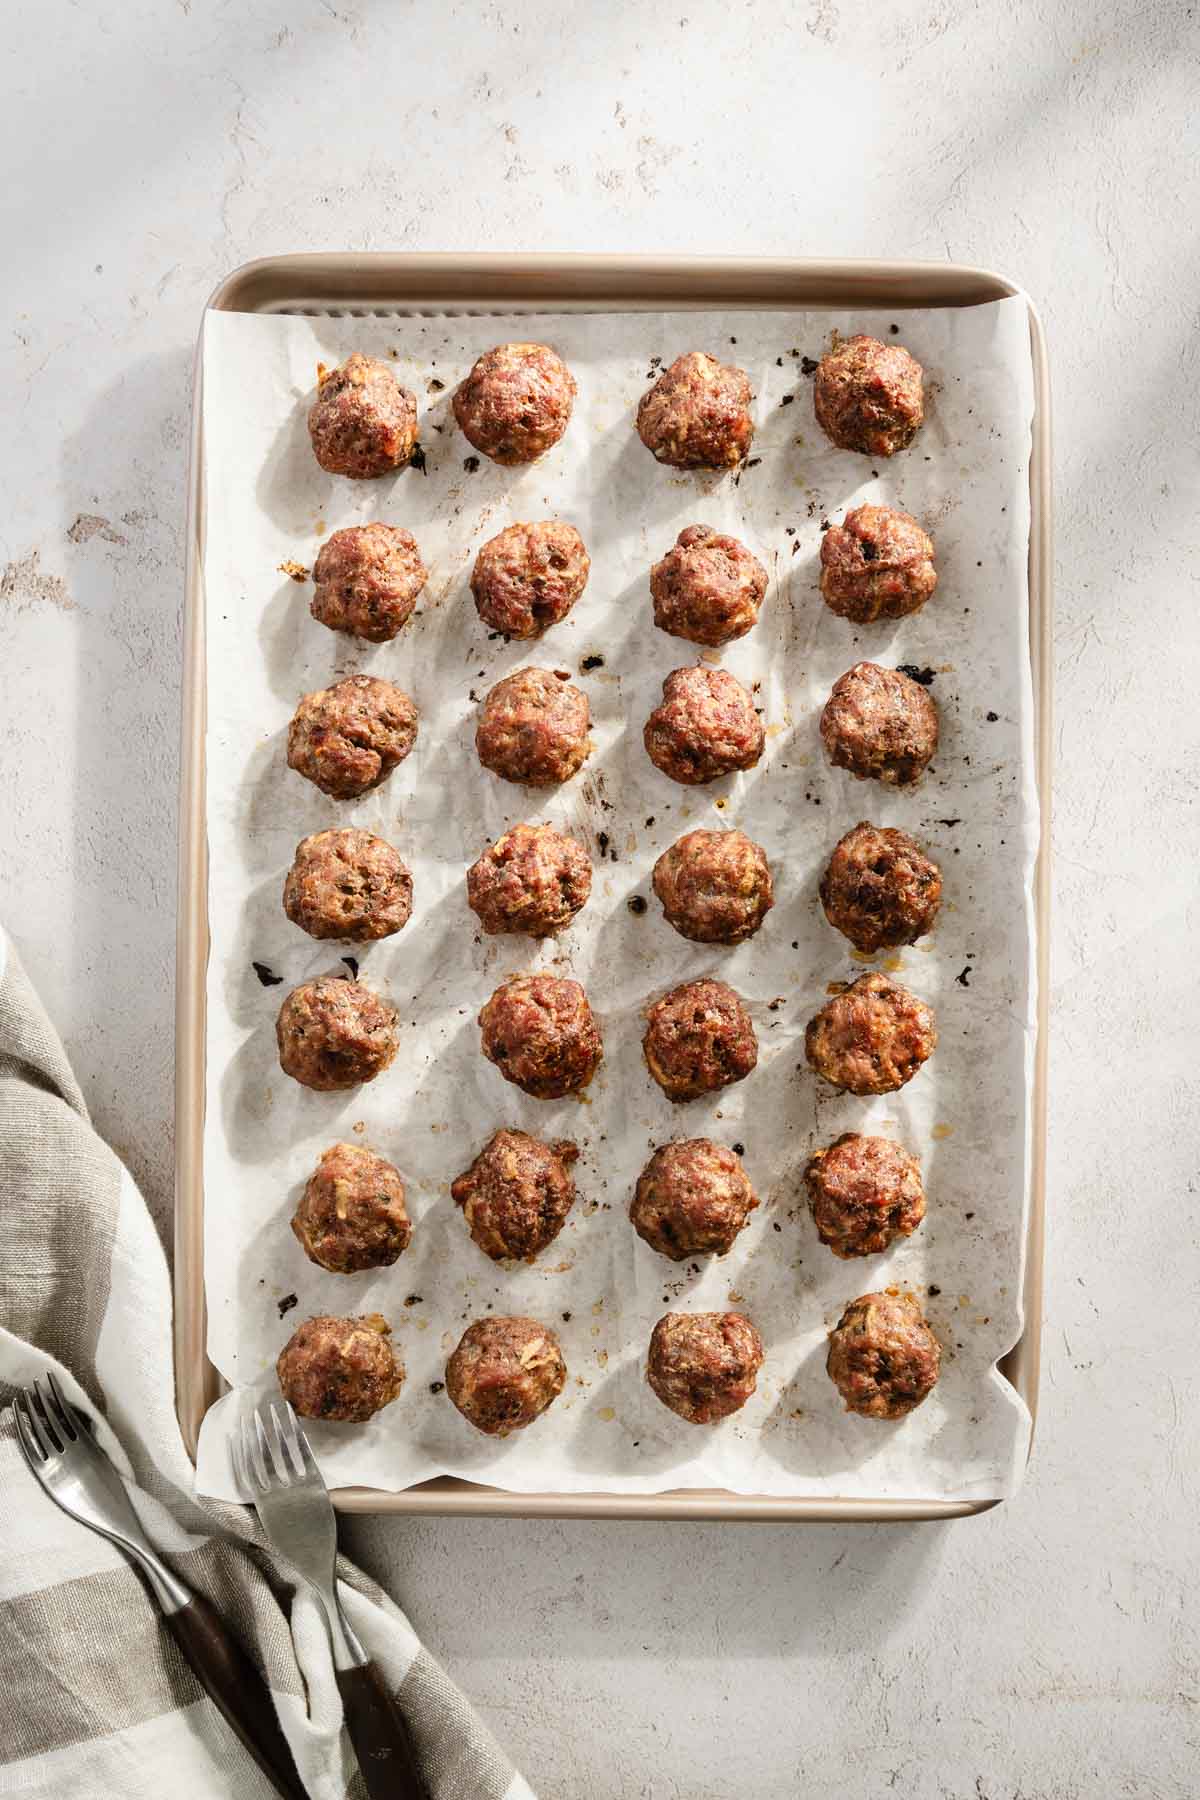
xmin=11 ymin=1374 xmax=307 ymax=1800
xmin=235 ymin=1402 xmax=430 ymax=1800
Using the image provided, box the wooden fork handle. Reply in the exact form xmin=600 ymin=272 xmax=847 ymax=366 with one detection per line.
xmin=166 ymin=1592 xmax=309 ymax=1799
xmin=336 ymin=1659 xmax=430 ymax=1800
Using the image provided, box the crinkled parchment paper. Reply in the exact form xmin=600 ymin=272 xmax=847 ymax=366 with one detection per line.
xmin=195 ymin=299 xmax=1036 ymax=1502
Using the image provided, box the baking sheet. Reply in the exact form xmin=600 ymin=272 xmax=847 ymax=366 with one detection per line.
xmin=195 ymin=300 xmax=1036 ymax=1502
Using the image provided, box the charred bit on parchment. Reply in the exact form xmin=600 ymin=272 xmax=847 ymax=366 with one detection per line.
xmin=252 ymin=961 xmax=284 ymax=987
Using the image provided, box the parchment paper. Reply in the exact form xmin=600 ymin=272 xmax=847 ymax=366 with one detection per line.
xmin=195 ymin=299 xmax=1037 ymax=1502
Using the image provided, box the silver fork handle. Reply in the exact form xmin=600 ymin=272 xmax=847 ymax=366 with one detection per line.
xmin=90 ymin=1520 xmax=194 ymax=1615
xmin=319 ymin=1581 xmax=368 ymax=1671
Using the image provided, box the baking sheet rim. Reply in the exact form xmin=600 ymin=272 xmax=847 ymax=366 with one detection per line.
xmin=174 ymin=253 xmax=1051 ymax=1521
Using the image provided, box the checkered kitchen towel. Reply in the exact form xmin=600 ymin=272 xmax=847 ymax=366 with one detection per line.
xmin=0 ymin=929 xmax=535 ymax=1800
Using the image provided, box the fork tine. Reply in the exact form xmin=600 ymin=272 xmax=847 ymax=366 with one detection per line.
xmin=254 ymin=1407 xmax=286 ymax=1486
xmin=22 ymin=1387 xmax=61 ymax=1459
xmin=11 ymin=1398 xmax=44 ymax=1467
xmin=261 ymin=1405 xmax=292 ymax=1485
xmin=241 ymin=1413 xmax=268 ymax=1491
xmin=270 ymin=1403 xmax=304 ymax=1479
xmin=39 ymin=1373 xmax=79 ymax=1442
xmin=284 ymin=1406 xmax=325 ymax=1486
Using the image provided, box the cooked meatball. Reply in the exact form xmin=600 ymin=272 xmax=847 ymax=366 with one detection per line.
xmin=631 ymin=1139 xmax=758 ymax=1261
xmin=445 ymin=1316 xmax=566 ymax=1435
xmin=826 ymin=1291 xmax=940 ymax=1419
xmin=644 ymin=666 xmax=765 ymax=786
xmin=646 ymin=1311 xmax=764 ymax=1423
xmin=820 ymin=504 xmax=936 ymax=624
xmin=283 ymin=829 xmax=413 ymax=942
xmin=277 ymin=1313 xmax=404 ymax=1423
xmin=476 ymin=667 xmax=591 ymax=787
xmin=471 ymin=521 xmax=589 ymax=638
xmin=478 ymin=974 xmax=602 ymax=1100
xmin=813 ymin=335 xmax=924 ymax=458
xmin=287 ymin=674 xmax=418 ymax=800
xmin=636 ymin=352 xmax=754 ymax=470
xmin=652 ymin=829 xmax=774 ymax=945
xmin=820 ymin=662 xmax=939 ymax=786
xmin=804 ymin=972 xmax=936 ymax=1096
xmin=467 ymin=823 xmax=592 ymax=937
xmin=806 ymin=1133 xmax=926 ymax=1259
xmin=819 ymin=822 xmax=942 ymax=953
xmin=643 ymin=979 xmax=758 ymax=1103
xmin=276 ymin=976 xmax=399 ymax=1092
xmin=451 ymin=1129 xmax=578 ymax=1263
xmin=650 ymin=525 xmax=767 ymax=647
xmin=291 ymin=1142 xmax=412 ymax=1273
xmin=453 ymin=342 xmax=576 ymax=465
xmin=307 ymin=353 xmax=419 ymax=478
xmin=310 ymin=524 xmax=427 ymax=642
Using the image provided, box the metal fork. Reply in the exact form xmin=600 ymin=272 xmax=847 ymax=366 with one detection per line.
xmin=235 ymin=1402 xmax=429 ymax=1800
xmin=11 ymin=1374 xmax=307 ymax=1800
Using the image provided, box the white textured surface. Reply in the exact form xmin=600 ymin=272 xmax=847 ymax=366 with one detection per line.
xmin=0 ymin=2 xmax=1196 ymax=1795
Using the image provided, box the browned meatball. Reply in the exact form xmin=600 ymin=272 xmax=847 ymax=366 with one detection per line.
xmin=277 ymin=1314 xmax=404 ymax=1422
xmin=287 ymin=675 xmax=418 ymax=800
xmin=643 ymin=979 xmax=758 ymax=1103
xmin=445 ymin=1316 xmax=566 ymax=1435
xmin=805 ymin=972 xmax=936 ymax=1096
xmin=820 ymin=504 xmax=936 ymax=624
xmin=631 ymin=1139 xmax=758 ymax=1261
xmin=307 ymin=353 xmax=419 ymax=478
xmin=478 ymin=974 xmax=602 ymax=1100
xmin=806 ymin=1133 xmax=926 ymax=1259
xmin=283 ymin=829 xmax=413 ymax=942
xmin=652 ymin=829 xmax=774 ymax=945
xmin=826 ymin=1291 xmax=940 ymax=1419
xmin=813 ymin=335 xmax=924 ymax=458
xmin=636 ymin=352 xmax=754 ymax=470
xmin=476 ymin=667 xmax=591 ymax=787
xmin=452 ymin=1130 xmax=578 ymax=1263
xmin=650 ymin=525 xmax=767 ymax=647
xmin=646 ymin=1311 xmax=764 ymax=1423
xmin=819 ymin=822 xmax=942 ymax=953
xmin=644 ymin=666 xmax=765 ymax=786
xmin=453 ymin=343 xmax=576 ymax=465
xmin=820 ymin=662 xmax=938 ymax=786
xmin=291 ymin=1142 xmax=412 ymax=1273
xmin=276 ymin=977 xmax=399 ymax=1092
xmin=471 ymin=521 xmax=589 ymax=638
xmin=310 ymin=524 xmax=427 ymax=642
xmin=467 ymin=823 xmax=592 ymax=937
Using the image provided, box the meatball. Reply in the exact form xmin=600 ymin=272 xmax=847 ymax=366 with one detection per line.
xmin=287 ymin=674 xmax=418 ymax=801
xmin=643 ymin=979 xmax=758 ymax=1103
xmin=476 ymin=667 xmax=591 ymax=787
xmin=471 ymin=521 xmax=590 ymax=638
xmin=277 ymin=1314 xmax=404 ymax=1423
xmin=805 ymin=1133 xmax=926 ymax=1259
xmin=451 ymin=1129 xmax=578 ymax=1263
xmin=636 ymin=352 xmax=754 ymax=470
xmin=646 ymin=1311 xmax=764 ymax=1424
xmin=819 ymin=822 xmax=942 ymax=953
xmin=445 ymin=1316 xmax=566 ymax=1436
xmin=452 ymin=342 xmax=576 ymax=465
xmin=826 ymin=1291 xmax=941 ymax=1419
xmin=813 ymin=335 xmax=925 ymax=458
xmin=820 ymin=662 xmax=939 ymax=786
xmin=631 ymin=1139 xmax=758 ymax=1261
xmin=819 ymin=505 xmax=936 ymax=624
xmin=309 ymin=524 xmax=427 ymax=642
xmin=478 ymin=974 xmax=602 ymax=1100
xmin=650 ymin=525 xmax=767 ymax=647
xmin=652 ymin=829 xmax=774 ymax=945
xmin=283 ymin=828 xmax=413 ymax=942
xmin=307 ymin=353 xmax=419 ymax=478
xmin=466 ymin=823 xmax=592 ymax=937
xmin=804 ymin=972 xmax=936 ymax=1096
xmin=644 ymin=666 xmax=765 ymax=786
xmin=276 ymin=976 xmax=399 ymax=1092
xmin=291 ymin=1142 xmax=412 ymax=1273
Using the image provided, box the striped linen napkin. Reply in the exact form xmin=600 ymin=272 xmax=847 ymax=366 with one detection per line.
xmin=0 ymin=927 xmax=534 ymax=1800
